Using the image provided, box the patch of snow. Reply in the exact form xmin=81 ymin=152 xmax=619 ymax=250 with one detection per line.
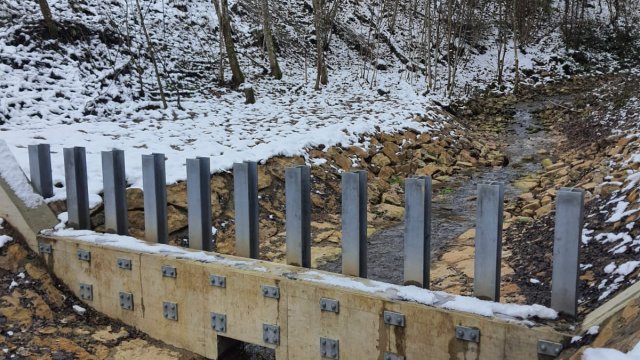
xmin=17 ymin=272 xmax=24 ymax=279
xmin=529 ymin=278 xmax=541 ymax=284
xmin=73 ymin=305 xmax=86 ymax=315
xmin=571 ymin=335 xmax=582 ymax=343
xmin=8 ymin=280 xmax=18 ymax=290
xmin=0 ymin=140 xmax=44 ymax=208
xmin=587 ymin=325 xmax=600 ymax=335
xmin=614 ymin=261 xmax=640 ymax=276
xmin=604 ymin=262 xmax=617 ymax=274
xmin=582 ymin=340 xmax=640 ymax=360
xmin=0 ymin=235 xmax=13 ymax=248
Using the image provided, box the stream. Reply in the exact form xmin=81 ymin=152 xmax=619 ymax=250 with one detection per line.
xmin=319 ymin=99 xmax=557 ymax=285
xmin=230 ymin=98 xmax=561 ymax=359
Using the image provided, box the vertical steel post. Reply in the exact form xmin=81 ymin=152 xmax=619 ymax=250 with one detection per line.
xmin=551 ymin=188 xmax=584 ymax=317
xmin=473 ymin=181 xmax=505 ymax=301
xmin=341 ymin=170 xmax=368 ymax=278
xmin=187 ymin=157 xmax=213 ymax=251
xmin=142 ymin=153 xmax=168 ymax=244
xmin=63 ymin=147 xmax=90 ymax=230
xmin=233 ymin=161 xmax=259 ymax=258
xmin=285 ymin=165 xmax=311 ymax=267
xmin=102 ymin=149 xmax=128 ymax=235
xmin=28 ymin=143 xmax=53 ymax=198
xmin=404 ymin=176 xmax=432 ymax=288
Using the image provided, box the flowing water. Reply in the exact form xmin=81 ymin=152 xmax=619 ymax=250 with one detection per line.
xmin=319 ymin=99 xmax=558 ymax=284
xmin=229 ymin=98 xmax=562 ymax=359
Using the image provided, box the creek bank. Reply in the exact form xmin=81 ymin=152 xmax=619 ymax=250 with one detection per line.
xmin=49 ymin=109 xmax=509 ymax=269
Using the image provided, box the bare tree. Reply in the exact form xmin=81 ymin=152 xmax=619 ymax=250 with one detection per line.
xmin=312 ymin=0 xmax=342 ymax=90
xmin=212 ymin=0 xmax=245 ymax=87
xmin=135 ymin=0 xmax=167 ymax=109
xmin=261 ymin=0 xmax=282 ymax=79
xmin=38 ymin=0 xmax=58 ymax=37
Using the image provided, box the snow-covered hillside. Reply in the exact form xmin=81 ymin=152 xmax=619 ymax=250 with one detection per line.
xmin=0 ymin=0 xmax=638 ymax=200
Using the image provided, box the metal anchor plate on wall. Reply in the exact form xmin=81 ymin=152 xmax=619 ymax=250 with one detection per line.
xmin=262 ymin=324 xmax=280 ymax=345
xmin=538 ymin=340 xmax=563 ymax=357
xmin=38 ymin=243 xmax=52 ymax=254
xmin=320 ymin=337 xmax=339 ymax=359
xmin=210 ymin=312 xmax=227 ymax=333
xmin=261 ymin=285 xmax=280 ymax=299
xmin=161 ymin=265 xmax=177 ymax=278
xmin=383 ymin=352 xmax=405 ymax=360
xmin=79 ymin=283 xmax=93 ymax=301
xmin=320 ymin=298 xmax=339 ymax=313
xmin=77 ymin=249 xmax=91 ymax=262
xmin=117 ymin=258 xmax=132 ymax=270
xmin=209 ymin=275 xmax=226 ymax=288
xmin=163 ymin=302 xmax=178 ymax=321
xmin=119 ymin=292 xmax=133 ymax=310
xmin=383 ymin=311 xmax=405 ymax=327
xmin=455 ymin=325 xmax=480 ymax=343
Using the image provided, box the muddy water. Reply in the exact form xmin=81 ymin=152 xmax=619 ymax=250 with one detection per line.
xmin=318 ymin=100 xmax=557 ymax=284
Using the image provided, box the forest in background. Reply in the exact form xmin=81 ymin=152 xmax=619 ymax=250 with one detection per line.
xmin=2 ymin=0 xmax=640 ymax=112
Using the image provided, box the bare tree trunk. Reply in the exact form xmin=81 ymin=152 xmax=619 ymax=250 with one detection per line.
xmin=135 ymin=0 xmax=167 ymax=109
xmin=389 ymin=0 xmax=400 ymax=33
xmin=512 ymin=0 xmax=520 ymax=93
xmin=213 ymin=0 xmax=245 ymax=87
xmin=261 ymin=0 xmax=282 ymax=79
xmin=38 ymin=0 xmax=58 ymax=37
xmin=312 ymin=0 xmax=325 ymax=90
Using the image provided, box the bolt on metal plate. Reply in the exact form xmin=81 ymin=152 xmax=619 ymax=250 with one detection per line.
xmin=261 ymin=285 xmax=280 ymax=299
xmin=119 ymin=292 xmax=133 ymax=310
xmin=79 ymin=283 xmax=93 ymax=301
xmin=320 ymin=298 xmax=339 ymax=313
xmin=210 ymin=312 xmax=227 ymax=333
xmin=209 ymin=275 xmax=226 ymax=288
xmin=161 ymin=265 xmax=177 ymax=278
xmin=163 ymin=302 xmax=178 ymax=321
xmin=117 ymin=258 xmax=132 ymax=270
xmin=38 ymin=243 xmax=52 ymax=254
xmin=538 ymin=340 xmax=563 ymax=357
xmin=320 ymin=337 xmax=339 ymax=359
xmin=455 ymin=325 xmax=480 ymax=343
xmin=383 ymin=352 xmax=405 ymax=360
xmin=383 ymin=311 xmax=405 ymax=327
xmin=262 ymin=324 xmax=280 ymax=345
xmin=77 ymin=249 xmax=91 ymax=262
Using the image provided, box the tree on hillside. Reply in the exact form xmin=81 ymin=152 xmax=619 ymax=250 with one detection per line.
xmin=261 ymin=0 xmax=282 ymax=79
xmin=212 ymin=0 xmax=245 ymax=87
xmin=38 ymin=0 xmax=58 ymax=37
xmin=311 ymin=0 xmax=342 ymax=90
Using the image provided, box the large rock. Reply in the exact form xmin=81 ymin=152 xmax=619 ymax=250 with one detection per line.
xmin=371 ymin=153 xmax=391 ymax=168
xmin=376 ymin=204 xmax=404 ymax=221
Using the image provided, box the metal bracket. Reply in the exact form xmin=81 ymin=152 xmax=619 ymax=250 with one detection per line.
xmin=383 ymin=311 xmax=405 ymax=327
xmin=161 ymin=265 xmax=177 ymax=278
xmin=77 ymin=249 xmax=91 ymax=262
xmin=209 ymin=275 xmax=226 ymax=288
xmin=320 ymin=337 xmax=339 ymax=359
xmin=117 ymin=258 xmax=132 ymax=270
xmin=262 ymin=324 xmax=280 ymax=345
xmin=261 ymin=285 xmax=280 ymax=299
xmin=320 ymin=298 xmax=339 ymax=313
xmin=383 ymin=352 xmax=405 ymax=360
xmin=538 ymin=340 xmax=563 ymax=357
xmin=38 ymin=243 xmax=52 ymax=254
xmin=455 ymin=325 xmax=480 ymax=343
xmin=119 ymin=292 xmax=133 ymax=311
xmin=210 ymin=312 xmax=227 ymax=333
xmin=79 ymin=283 xmax=93 ymax=301
xmin=163 ymin=302 xmax=178 ymax=321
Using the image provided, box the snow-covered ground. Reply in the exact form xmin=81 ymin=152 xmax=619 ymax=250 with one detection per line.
xmin=1 ymin=0 xmax=619 ymax=203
